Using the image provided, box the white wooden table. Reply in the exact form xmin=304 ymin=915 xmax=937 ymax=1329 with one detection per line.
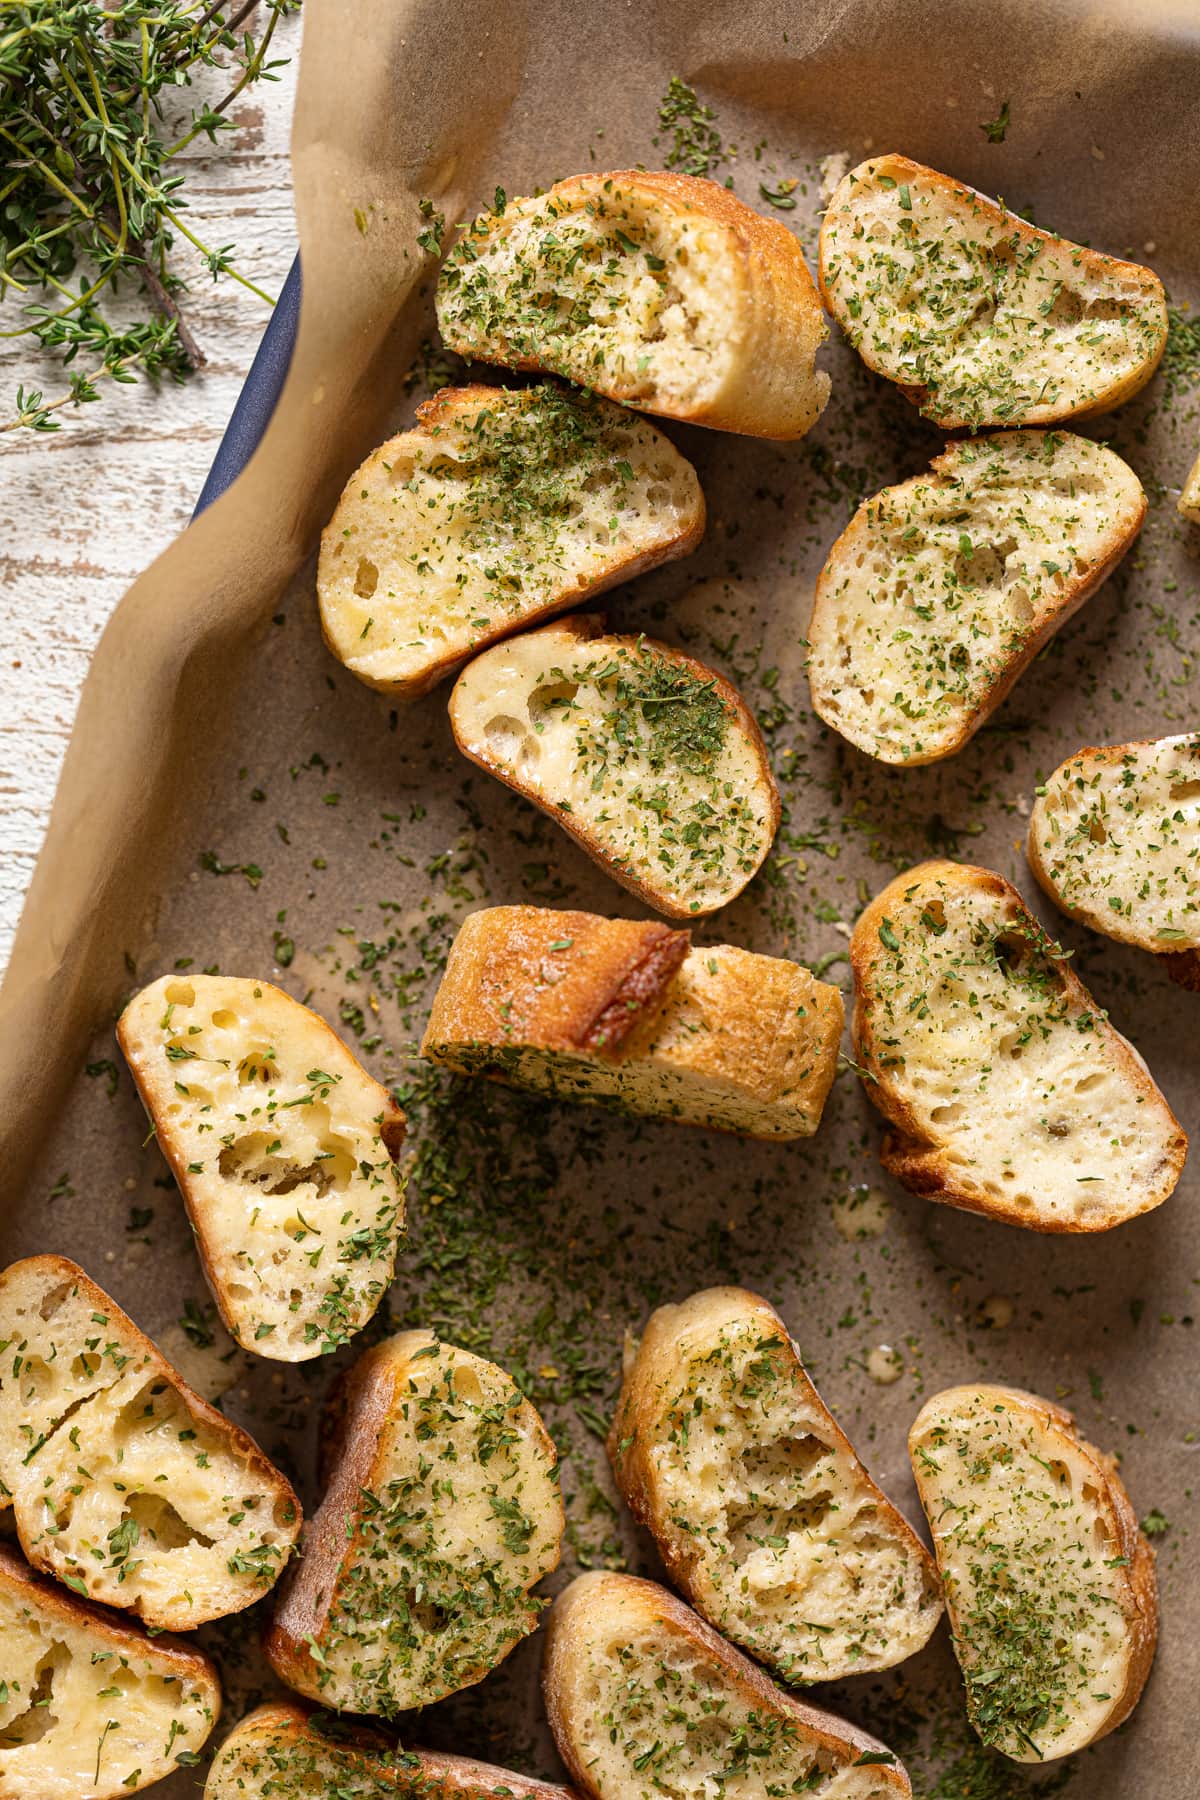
xmin=0 ymin=26 xmax=302 ymax=969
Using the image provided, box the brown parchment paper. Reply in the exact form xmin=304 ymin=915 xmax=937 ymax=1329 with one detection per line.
xmin=3 ymin=0 xmax=1200 ymax=1792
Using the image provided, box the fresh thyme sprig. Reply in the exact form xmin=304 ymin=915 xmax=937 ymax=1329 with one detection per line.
xmin=0 ymin=0 xmax=298 ymax=433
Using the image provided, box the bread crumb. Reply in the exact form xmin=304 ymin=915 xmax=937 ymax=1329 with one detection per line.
xmin=819 ymin=152 xmax=850 ymax=204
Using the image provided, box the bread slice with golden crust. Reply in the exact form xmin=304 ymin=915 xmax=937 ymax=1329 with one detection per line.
xmin=265 ymin=1331 xmax=563 ymax=1719
xmin=808 ymin=430 xmax=1145 ymax=764
xmin=543 ymin=1572 xmax=911 ymax=1799
xmin=819 ymin=155 xmax=1167 ymax=429
xmin=449 ymin=616 xmax=780 ymax=919
xmin=0 ymin=1540 xmax=220 ymax=1800
xmin=850 ymin=860 xmax=1186 ymax=1231
xmin=0 ymin=1255 xmax=301 ymax=1629
xmin=118 ymin=973 xmax=406 ymax=1361
xmin=609 ymin=1287 xmax=942 ymax=1682
xmin=422 ymin=907 xmax=843 ymax=1139
xmin=1180 ymin=449 xmax=1200 ymax=522
xmin=1028 ymin=733 xmax=1200 ymax=988
xmin=317 ymin=383 xmax=704 ymax=698
xmin=909 ymin=1384 xmax=1157 ymax=1763
xmin=205 ymin=1701 xmax=581 ymax=1800
xmin=436 ymin=171 xmax=829 ymax=441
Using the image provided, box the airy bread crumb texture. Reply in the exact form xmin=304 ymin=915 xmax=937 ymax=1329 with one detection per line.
xmin=0 ymin=1543 xmax=220 ymax=1800
xmin=206 ymin=1701 xmax=581 ymax=1800
xmin=266 ymin=1334 xmax=563 ymax=1718
xmin=910 ymin=1385 xmax=1157 ymax=1763
xmin=610 ymin=1288 xmax=942 ymax=1682
xmin=449 ymin=617 xmax=779 ymax=918
xmin=850 ymin=860 xmax=1186 ymax=1230
xmin=423 ymin=907 xmax=843 ymax=1139
xmin=318 ymin=383 xmax=703 ymax=696
xmin=808 ymin=430 xmax=1144 ymax=764
xmin=436 ymin=171 xmax=829 ymax=439
xmin=544 ymin=1572 xmax=911 ymax=1799
xmin=1028 ymin=733 xmax=1200 ymax=975
xmin=0 ymin=1257 xmax=300 ymax=1629
xmin=819 ymin=155 xmax=1167 ymax=428
xmin=118 ymin=974 xmax=406 ymax=1361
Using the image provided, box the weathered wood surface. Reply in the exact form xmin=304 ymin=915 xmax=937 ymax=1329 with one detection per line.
xmin=0 ymin=28 xmax=302 ymax=966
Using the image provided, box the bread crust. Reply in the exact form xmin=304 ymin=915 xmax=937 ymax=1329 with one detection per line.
xmin=808 ymin=432 xmax=1145 ymax=765
xmin=542 ymin=1572 xmax=911 ymax=1796
xmin=317 ymin=383 xmax=705 ymax=698
xmin=608 ymin=1286 xmax=941 ymax=1679
xmin=819 ymin=155 xmax=1167 ymax=427
xmin=0 ymin=1255 xmax=301 ymax=1628
xmin=437 ymin=171 xmax=829 ymax=440
xmin=265 ymin=1331 xmax=563 ymax=1714
xmin=0 ymin=1539 xmax=221 ymax=1799
xmin=206 ymin=1700 xmax=582 ymax=1799
xmin=448 ymin=615 xmax=781 ymax=920
xmin=850 ymin=860 xmax=1187 ymax=1231
xmin=909 ymin=1384 xmax=1158 ymax=1762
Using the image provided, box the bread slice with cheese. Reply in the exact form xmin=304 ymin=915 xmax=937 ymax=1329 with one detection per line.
xmin=422 ymin=907 xmax=843 ymax=1139
xmin=819 ymin=155 xmax=1167 ymax=429
xmin=808 ymin=431 xmax=1145 ymax=764
xmin=1028 ymin=733 xmax=1200 ymax=988
xmin=206 ymin=1701 xmax=581 ymax=1800
xmin=1180 ymin=449 xmax=1200 ymax=522
xmin=118 ymin=974 xmax=406 ymax=1361
xmin=265 ymin=1331 xmax=563 ymax=1718
xmin=317 ymin=383 xmax=704 ymax=698
xmin=449 ymin=616 xmax=780 ymax=918
xmin=543 ymin=1573 xmax=911 ymax=1799
xmin=0 ymin=1540 xmax=220 ymax=1799
xmin=436 ymin=171 xmax=829 ymax=441
xmin=909 ymin=1384 xmax=1157 ymax=1763
xmin=850 ymin=860 xmax=1186 ymax=1231
xmin=609 ymin=1287 xmax=942 ymax=1682
xmin=0 ymin=1256 xmax=301 ymax=1629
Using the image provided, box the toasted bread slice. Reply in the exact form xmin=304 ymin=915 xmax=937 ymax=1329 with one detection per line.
xmin=449 ymin=617 xmax=780 ymax=918
xmin=0 ymin=1256 xmax=300 ymax=1629
xmin=317 ymin=383 xmax=704 ymax=698
xmin=1028 ymin=733 xmax=1200 ymax=989
xmin=819 ymin=155 xmax=1167 ymax=429
xmin=0 ymin=1540 xmax=220 ymax=1799
xmin=206 ymin=1701 xmax=581 ymax=1800
xmin=609 ymin=1287 xmax=941 ymax=1682
xmin=850 ymin=860 xmax=1186 ymax=1231
xmin=543 ymin=1573 xmax=911 ymax=1798
xmin=808 ymin=431 xmax=1145 ymax=764
xmin=436 ymin=172 xmax=829 ymax=440
xmin=909 ymin=1385 xmax=1157 ymax=1762
xmin=1179 ymin=449 xmax=1200 ymax=522
xmin=118 ymin=974 xmax=406 ymax=1360
xmin=265 ymin=1332 xmax=563 ymax=1717
xmin=422 ymin=907 xmax=842 ymax=1139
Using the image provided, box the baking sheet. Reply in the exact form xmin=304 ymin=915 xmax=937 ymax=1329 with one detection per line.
xmin=2 ymin=0 xmax=1200 ymax=1792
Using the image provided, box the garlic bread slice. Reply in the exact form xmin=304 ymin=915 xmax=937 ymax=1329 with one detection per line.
xmin=850 ymin=860 xmax=1186 ymax=1230
xmin=1180 ymin=448 xmax=1200 ymax=522
xmin=318 ymin=383 xmax=704 ymax=698
xmin=819 ymin=155 xmax=1167 ymax=428
xmin=909 ymin=1385 xmax=1157 ymax=1763
xmin=265 ymin=1332 xmax=563 ymax=1718
xmin=543 ymin=1572 xmax=911 ymax=1799
xmin=0 ymin=1543 xmax=220 ymax=1800
xmin=609 ymin=1287 xmax=941 ymax=1682
xmin=436 ymin=171 xmax=829 ymax=440
xmin=1029 ymin=733 xmax=1200 ymax=986
xmin=422 ymin=907 xmax=842 ymax=1139
xmin=118 ymin=974 xmax=406 ymax=1360
xmin=206 ymin=1701 xmax=581 ymax=1800
xmin=0 ymin=1256 xmax=301 ymax=1629
xmin=808 ymin=431 xmax=1144 ymax=764
xmin=449 ymin=617 xmax=780 ymax=918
